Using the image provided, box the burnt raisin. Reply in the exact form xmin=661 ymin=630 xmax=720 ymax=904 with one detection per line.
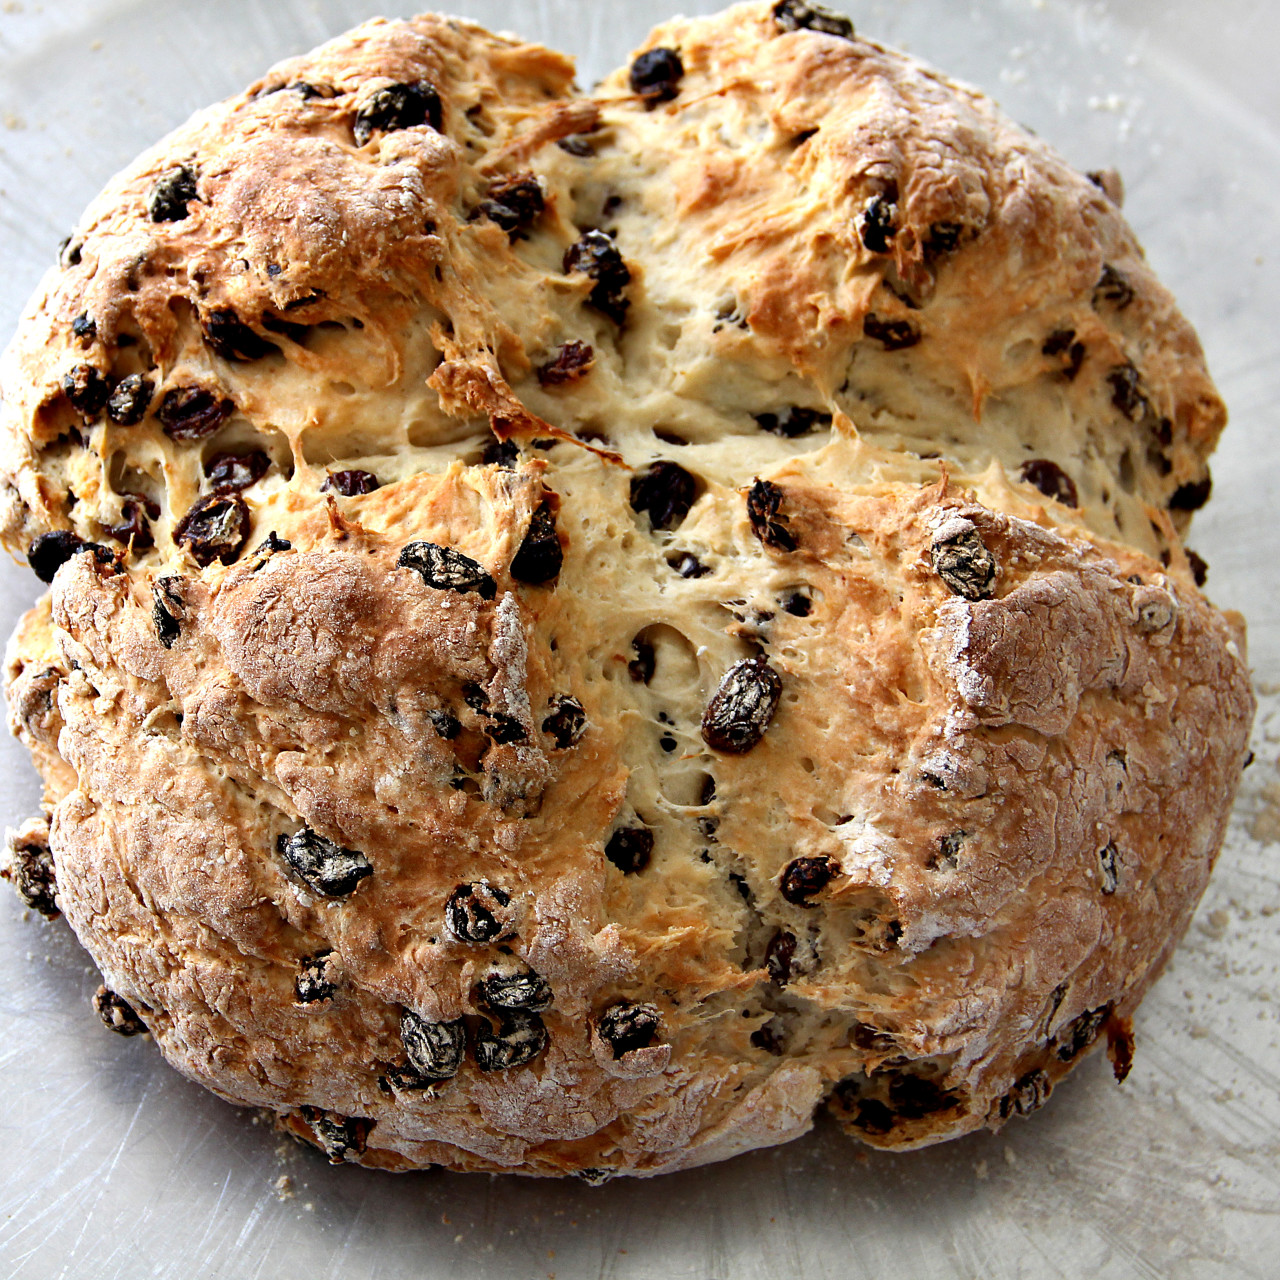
xmin=596 ymin=1001 xmax=662 ymax=1058
xmin=782 ymin=591 xmax=811 ymax=617
xmin=206 ymin=450 xmax=270 ymax=493
xmin=1055 ymin=1003 xmax=1113 ymax=1060
xmin=157 ymin=386 xmax=234 ymax=440
xmin=201 ymin=309 xmax=278 ymax=362
xmin=863 ymin=313 xmax=921 ymax=350
xmin=930 ymin=519 xmax=996 ymax=601
xmin=477 ymin=172 xmax=544 ymax=235
xmin=473 ymin=1009 xmax=548 ymax=1071
xmin=765 ymin=930 xmax=796 ymax=984
xmin=773 ymin=0 xmax=856 ymax=38
xmin=564 ymin=230 xmax=632 ymax=324
xmin=746 ymin=478 xmax=797 ymax=551
xmin=93 ymin=985 xmax=146 ymax=1036
xmin=398 ymin=541 xmax=496 ymax=598
xmin=479 ymin=967 xmax=554 ymax=1012
xmin=401 ymin=1010 xmax=466 ymax=1080
xmin=1019 ymin=459 xmax=1079 ymax=508
xmin=1093 ymin=264 xmax=1134 ymax=310
xmin=779 ymin=855 xmax=835 ymax=905
xmin=294 ymin=951 xmax=338 ymax=1004
xmin=276 ymin=828 xmax=372 ymax=897
xmin=510 ymin=498 xmax=563 ymax=583
xmin=27 ymin=530 xmax=92 ymax=583
xmin=859 ymin=195 xmax=898 ymax=254
xmin=629 ymin=48 xmax=684 ymax=104
xmin=173 ymin=493 xmax=249 ymax=567
xmin=148 ymin=164 xmax=198 ymax=222
xmin=1042 ymin=329 xmax=1086 ymax=380
xmin=888 ymin=1074 xmax=959 ymax=1118
xmin=542 ymin=696 xmax=586 ymax=749
xmin=299 ymin=1107 xmax=373 ymax=1163
xmin=481 ymin=437 xmax=520 ymax=468
xmin=151 ymin=576 xmax=184 ymax=648
xmin=444 ymin=881 xmax=513 ymax=945
xmin=322 ymin=469 xmax=380 ymax=496
xmin=701 ymin=657 xmax=783 ymax=754
xmin=3 ymin=831 xmax=58 ymax=918
xmin=106 ymin=374 xmax=153 ymax=425
xmin=71 ymin=313 xmax=96 ymax=344
xmin=1169 ymin=477 xmax=1212 ymax=511
xmin=537 ymin=340 xmax=594 ymax=386
xmin=62 ymin=364 xmax=109 ymax=416
xmin=628 ymin=637 xmax=655 ymax=684
xmin=605 ymin=824 xmax=653 ymax=875
xmin=1107 ymin=363 xmax=1148 ymax=421
xmin=104 ymin=497 xmax=155 ymax=551
xmin=630 ymin=460 xmax=697 ymax=531
xmin=1000 ymin=1069 xmax=1051 ymax=1119
xmin=353 ymin=81 xmax=443 ymax=146
xmin=1187 ymin=550 xmax=1209 ymax=587
xmin=753 ymin=407 xmax=832 ymax=438
xmin=668 ymin=550 xmax=712 ymax=578
xmin=1099 ymin=842 xmax=1119 ymax=894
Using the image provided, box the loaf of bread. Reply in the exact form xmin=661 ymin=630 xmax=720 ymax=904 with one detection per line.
xmin=0 ymin=1 xmax=1253 ymax=1176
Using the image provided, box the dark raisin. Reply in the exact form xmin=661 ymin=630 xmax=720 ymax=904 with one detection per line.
xmin=426 ymin=708 xmax=461 ymax=739
xmin=605 ymin=824 xmax=654 ymax=875
xmin=1169 ymin=477 xmax=1212 ymax=511
xmin=859 ymin=195 xmax=898 ymax=254
xmin=3 ymin=831 xmax=58 ymax=918
xmin=999 ymin=1069 xmax=1051 ymax=1119
xmin=173 ymin=493 xmax=249 ymax=567
xmin=205 ymin=450 xmax=270 ymax=493
xmin=92 ymin=985 xmax=146 ymax=1036
xmin=61 ymin=239 xmax=83 ymax=267
xmin=484 ymin=713 xmax=527 ymax=745
xmin=104 ymin=497 xmax=155 ymax=550
xmin=1187 ymin=550 xmax=1208 ymax=587
xmin=1019 ymin=459 xmax=1079 ymax=508
xmin=463 ymin=683 xmax=489 ymax=713
xmin=398 ymin=541 xmax=496 ymax=598
xmin=299 ymin=1107 xmax=373 ymax=1163
xmin=888 ymin=1074 xmax=959 ymax=1118
xmin=746 ymin=478 xmax=797 ymax=552
xmin=764 ymin=930 xmax=796 ymax=985
xmin=753 ymin=407 xmax=832 ymax=438
xmin=668 ymin=551 xmax=712 ymax=578
xmin=537 ymin=340 xmax=594 ymax=386
xmin=473 ymin=1009 xmax=548 ymax=1071
xmin=477 ymin=172 xmax=544 ymax=235
xmin=353 ymin=81 xmax=443 ymax=147
xmin=27 ymin=530 xmax=91 ymax=583
xmin=1099 ymin=842 xmax=1119 ymax=894
xmin=401 ymin=1010 xmax=467 ymax=1080
xmin=253 ymin=531 xmax=291 ymax=558
xmin=444 ymin=881 xmax=513 ymax=944
xmin=147 ymin=164 xmax=199 ymax=222
xmin=106 ymin=373 xmax=153 ymax=425
xmin=782 ymin=591 xmax=811 ymax=617
xmin=595 ymin=1001 xmax=662 ymax=1058
xmin=71 ymin=313 xmax=96 ymax=344
xmin=275 ymin=828 xmax=372 ymax=897
xmin=863 ymin=313 xmax=921 ymax=350
xmin=772 ymin=0 xmax=856 ymax=39
xmin=930 ymin=520 xmax=996 ymax=601
xmin=1043 ymin=329 xmax=1086 ymax=380
xmin=1093 ymin=264 xmax=1134 ymax=310
xmin=542 ymin=696 xmax=586 ymax=749
xmin=151 ymin=576 xmax=184 ymax=648
xmin=157 ymin=386 xmax=234 ymax=440
xmin=701 ymin=656 xmax=783 ymax=754
xmin=932 ymin=830 xmax=966 ymax=870
xmin=510 ymin=498 xmax=563 ymax=584
xmin=321 ymin=469 xmax=380 ymax=497
xmin=479 ymin=967 xmax=554 ymax=1012
xmin=558 ymin=135 xmax=596 ymax=157
xmin=628 ymin=637 xmax=655 ymax=684
xmin=1055 ymin=1003 xmax=1113 ymax=1060
xmin=294 ymin=951 xmax=338 ymax=1004
xmin=563 ymin=230 xmax=632 ymax=324
xmin=629 ymin=47 xmax=684 ymax=104
xmin=751 ymin=1022 xmax=785 ymax=1054
xmin=481 ymin=437 xmax=520 ymax=468
xmin=1107 ymin=363 xmax=1148 ymax=421
xmin=62 ymin=364 xmax=109 ymax=416
xmin=201 ymin=308 xmax=278 ymax=362
xmin=779 ymin=855 xmax=835 ymax=905
xmin=630 ymin=460 xmax=697 ymax=531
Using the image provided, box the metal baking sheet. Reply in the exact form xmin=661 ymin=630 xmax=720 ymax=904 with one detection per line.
xmin=1 ymin=2 xmax=1277 ymax=1276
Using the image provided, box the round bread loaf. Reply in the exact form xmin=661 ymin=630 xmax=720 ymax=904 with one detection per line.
xmin=0 ymin=1 xmax=1254 ymax=1176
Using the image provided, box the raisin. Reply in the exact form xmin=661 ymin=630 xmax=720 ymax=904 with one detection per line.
xmin=106 ymin=373 xmax=153 ymax=425
xmin=605 ymin=824 xmax=653 ymax=874
xmin=536 ymin=340 xmax=594 ymax=386
xmin=1107 ymin=363 xmax=1148 ymax=421
xmin=294 ymin=951 xmax=338 ymax=1004
xmin=61 ymin=239 xmax=82 ymax=267
xmin=999 ymin=1069 xmax=1051 ymax=1119
xmin=779 ymin=855 xmax=835 ymax=905
xmin=481 ymin=437 xmax=520 ymax=468
xmin=104 ymin=497 xmax=155 ymax=550
xmin=630 ymin=460 xmax=697 ymax=531
xmin=930 ymin=519 xmax=996 ymax=600
xmin=782 ymin=591 xmax=811 ymax=617
xmin=473 ymin=1009 xmax=548 ymax=1071
xmin=701 ymin=657 xmax=783 ymax=754
xmin=484 ymin=713 xmax=527 ymax=745
xmin=542 ymin=695 xmax=586 ymax=748
xmin=1042 ymin=328 xmax=1086 ymax=380
xmin=401 ymin=1010 xmax=466 ymax=1080
xmin=510 ymin=498 xmax=563 ymax=583
xmin=628 ymin=637 xmax=655 ymax=684
xmin=932 ymin=830 xmax=966 ymax=870
xmin=668 ymin=550 xmax=712 ymax=578
xmin=563 ymin=230 xmax=632 ymax=324
xmin=1055 ymin=1003 xmax=1113 ymax=1060
xmin=398 ymin=541 xmax=496 ymax=598
xmin=422 ymin=709 xmax=459 ymax=741
xmin=353 ymin=81 xmax=443 ymax=146
xmin=62 ymin=364 xmax=109 ymax=416
xmin=71 ymin=313 xmax=97 ymax=344
xmin=558 ymin=135 xmax=597 ymax=157
xmin=753 ymin=406 xmax=832 ymax=438
xmin=479 ymin=967 xmax=554 ymax=1012
xmin=1169 ymin=477 xmax=1211 ymax=511
xmin=173 ymin=493 xmax=249 ymax=567
xmin=3 ymin=830 xmax=58 ymax=918
xmin=629 ymin=48 xmax=684 ymax=104
xmin=746 ymin=478 xmax=797 ymax=552
xmin=765 ymin=930 xmax=796 ymax=984
xmin=151 ymin=576 xmax=184 ymax=648
xmin=27 ymin=530 xmax=93 ymax=583
xmin=444 ymin=881 xmax=513 ymax=944
xmin=253 ymin=531 xmax=291 ymax=559
xmin=201 ymin=308 xmax=278 ymax=362
xmin=1187 ymin=550 xmax=1208 ymax=587
xmin=595 ymin=1001 xmax=662 ymax=1058
xmin=477 ymin=172 xmax=544 ymax=235
xmin=147 ymin=164 xmax=199 ymax=222
xmin=772 ymin=0 xmax=856 ymax=39
xmin=93 ymin=985 xmax=146 ymax=1036
xmin=888 ymin=1074 xmax=959 ymax=1118
xmin=1019 ymin=459 xmax=1079 ymax=508
xmin=157 ymin=386 xmax=234 ymax=440
xmin=321 ymin=469 xmax=380 ymax=496
xmin=859 ymin=194 xmax=898 ymax=254
xmin=1099 ymin=842 xmax=1119 ymax=894
xmin=1093 ymin=264 xmax=1134 ymax=310
xmin=206 ymin=450 xmax=270 ymax=493
xmin=275 ymin=828 xmax=372 ymax=897
xmin=863 ymin=313 xmax=921 ymax=350
xmin=299 ymin=1107 xmax=373 ymax=1163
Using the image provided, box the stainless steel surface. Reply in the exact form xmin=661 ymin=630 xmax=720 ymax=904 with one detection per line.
xmin=1 ymin=2 xmax=1278 ymax=1276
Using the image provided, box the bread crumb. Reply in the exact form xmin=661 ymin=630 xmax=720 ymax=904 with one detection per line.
xmin=273 ymin=1174 xmax=294 ymax=1200
xmin=1003 ymin=1147 xmax=1017 ymax=1166
xmin=974 ymin=1159 xmax=989 ymax=1180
